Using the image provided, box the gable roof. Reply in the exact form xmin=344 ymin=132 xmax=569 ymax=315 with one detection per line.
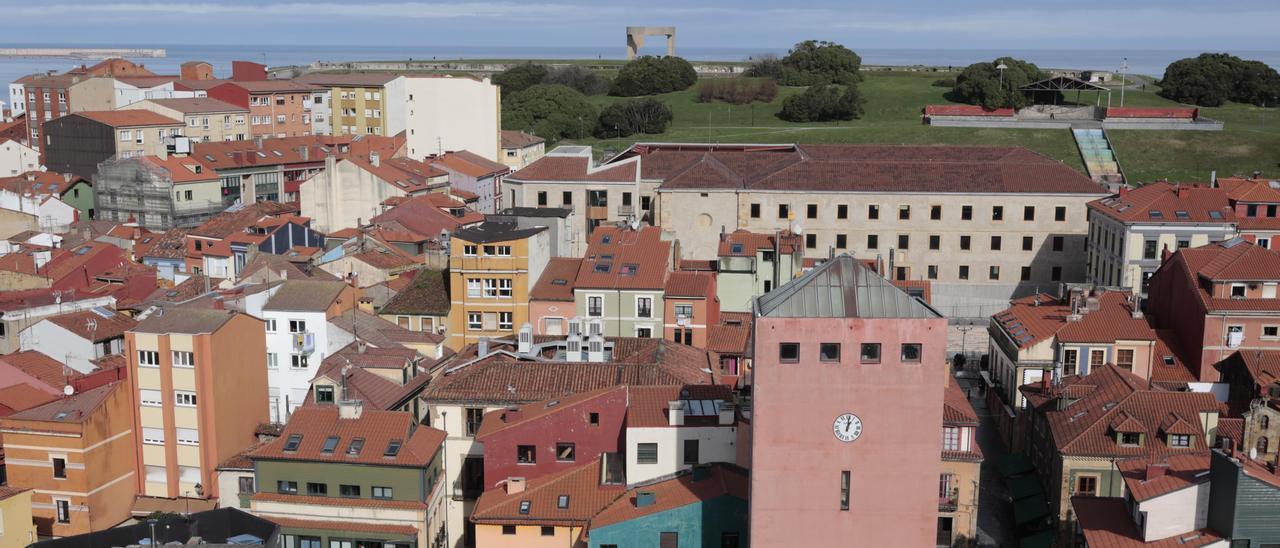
xmin=369 ymin=193 xmax=484 ymax=239
xmin=344 ymin=155 xmax=448 ymax=195
xmin=74 ymin=110 xmax=181 ymax=128
xmin=44 ymin=308 xmax=137 ymax=342
xmin=757 ymin=254 xmax=940 ymax=319
xmin=501 ymin=130 xmax=545 ymax=149
xmin=530 ymin=258 xmax=583 ymax=302
xmin=264 ymin=280 xmax=348 ymax=312
xmin=190 ymin=201 xmax=298 ymax=239
xmin=0 ymin=383 xmax=59 ymax=414
xmin=377 ymin=269 xmax=449 ymax=316
xmin=132 ymin=308 xmax=240 ymax=334
xmin=575 ymin=226 xmax=670 ymax=291
xmin=4 ymin=382 xmax=118 ymax=423
xmin=509 ymin=155 xmax=637 ymax=183
xmin=663 ymin=271 xmax=713 ymax=299
xmin=430 ymin=150 xmax=509 ymax=178
xmin=140 ymin=97 xmax=246 ymax=114
xmin=1089 ymin=182 xmax=1235 ymax=224
xmin=1160 ymin=239 xmax=1280 ymax=313
xmin=0 ymin=351 xmax=80 ymax=391
xmin=475 ymin=385 xmax=624 ymax=439
xmin=471 ymin=458 xmax=624 ymax=526
xmin=138 ymin=155 xmax=219 ymax=184
xmin=249 ymin=406 xmax=444 ymax=467
xmin=1071 ymin=496 xmax=1224 ymax=548
xmin=717 ymin=229 xmax=801 ymax=257
xmin=589 ymin=464 xmax=748 ymax=529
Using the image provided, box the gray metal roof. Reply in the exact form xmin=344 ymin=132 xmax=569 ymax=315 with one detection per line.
xmin=755 ymin=255 xmax=942 ymax=319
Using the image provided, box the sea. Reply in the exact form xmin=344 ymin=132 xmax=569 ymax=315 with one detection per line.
xmin=1 ymin=44 xmax=1278 ymax=97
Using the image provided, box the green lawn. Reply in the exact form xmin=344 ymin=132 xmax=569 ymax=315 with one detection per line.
xmin=556 ymin=70 xmax=1280 ymax=184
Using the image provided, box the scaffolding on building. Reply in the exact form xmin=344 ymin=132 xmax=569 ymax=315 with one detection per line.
xmin=94 ymin=156 xmax=228 ymax=230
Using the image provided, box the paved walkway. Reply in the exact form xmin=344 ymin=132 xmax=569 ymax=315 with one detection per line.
xmin=957 ymin=377 xmax=1017 ymax=548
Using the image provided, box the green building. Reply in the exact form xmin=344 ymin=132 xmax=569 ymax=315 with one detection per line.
xmin=573 ymin=225 xmax=671 ymax=338
xmin=588 ymin=464 xmax=749 ymax=548
xmin=713 ymin=230 xmax=804 ymax=313
xmin=60 ymin=178 xmax=94 ymax=219
xmin=248 ymin=404 xmax=447 ymax=548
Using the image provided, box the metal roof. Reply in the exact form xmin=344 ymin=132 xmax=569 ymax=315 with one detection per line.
xmin=755 ymin=254 xmax=942 ymax=319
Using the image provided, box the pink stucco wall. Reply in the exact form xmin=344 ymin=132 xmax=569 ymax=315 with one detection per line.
xmin=528 ymin=299 xmax=574 ymax=335
xmin=750 ymin=315 xmax=947 ymax=547
xmin=478 ymin=389 xmax=627 ymax=485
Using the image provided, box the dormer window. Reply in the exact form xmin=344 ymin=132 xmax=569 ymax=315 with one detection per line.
xmin=1119 ymin=432 xmax=1142 ymax=446
xmin=1231 ymin=284 xmax=1247 ymax=298
xmin=1168 ymin=434 xmax=1192 ymax=448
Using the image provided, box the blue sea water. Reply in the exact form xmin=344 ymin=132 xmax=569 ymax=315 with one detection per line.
xmin=1 ymin=44 xmax=1277 ymax=99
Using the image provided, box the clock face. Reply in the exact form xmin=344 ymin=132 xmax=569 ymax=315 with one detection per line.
xmin=833 ymin=413 xmax=863 ymax=443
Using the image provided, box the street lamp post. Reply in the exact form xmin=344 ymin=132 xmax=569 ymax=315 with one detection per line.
xmin=996 ymin=63 xmax=1009 ymax=106
xmin=1119 ymin=57 xmax=1129 ymax=107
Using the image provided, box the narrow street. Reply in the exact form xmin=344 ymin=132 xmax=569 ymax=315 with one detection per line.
xmin=956 ymin=376 xmax=1017 ymax=548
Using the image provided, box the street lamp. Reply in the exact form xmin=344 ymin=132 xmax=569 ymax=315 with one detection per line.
xmin=996 ymin=63 xmax=1008 ymax=87
xmin=1119 ymin=57 xmax=1129 ymax=107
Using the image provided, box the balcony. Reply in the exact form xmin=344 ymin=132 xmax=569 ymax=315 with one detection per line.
xmin=291 ymin=332 xmax=315 ymax=353
xmin=617 ymin=204 xmax=635 ymax=217
xmin=939 ymin=492 xmax=959 ymax=512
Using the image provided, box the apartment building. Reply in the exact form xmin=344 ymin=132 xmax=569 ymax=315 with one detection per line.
xmin=261 ymin=280 xmax=358 ymax=422
xmin=714 ymin=229 xmax=804 ymax=312
xmin=1070 ymin=452 xmax=1223 ymax=546
xmin=300 ymin=153 xmax=448 ymax=233
xmin=0 ymin=139 xmax=40 ymax=176
xmin=662 ymin=271 xmax=719 ymax=347
xmin=528 ymin=257 xmax=583 ymax=336
xmin=446 ymin=221 xmax=551 ymax=350
xmin=207 ymin=80 xmax=319 ymax=138
xmin=65 ymin=76 xmax=194 ymax=113
xmin=429 ymin=150 xmax=510 ymax=214
xmin=1219 ymin=175 xmax=1280 ymax=246
xmin=13 ymin=73 xmax=84 ymax=153
xmin=122 ymin=98 xmax=250 ymax=143
xmin=403 ymin=74 xmax=501 ymax=162
xmin=585 ymin=464 xmax=749 ymax=548
xmin=750 ymin=255 xmax=947 ymax=547
xmin=93 ymin=154 xmax=225 ymax=229
xmin=126 ymin=309 xmax=268 ymax=500
xmin=294 ymin=72 xmax=406 ymax=137
xmin=572 ymin=225 xmax=671 ymax=338
xmin=1086 ymin=182 xmax=1237 ymax=293
xmin=939 ymin=380 xmax=983 ymax=548
xmin=1147 ymin=239 xmax=1280 ymax=381
xmin=193 ymin=134 xmax=401 ymax=204
xmin=0 ymin=383 xmax=136 ymax=537
xmin=248 ymin=405 xmax=447 ymax=548
xmin=499 ymin=130 xmax=545 ymax=171
xmin=42 ymin=110 xmax=184 ymax=178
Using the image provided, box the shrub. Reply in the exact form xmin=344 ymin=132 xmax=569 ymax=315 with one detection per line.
xmin=932 ymin=77 xmax=956 ymax=88
xmin=694 ymin=79 xmax=780 ymax=104
xmin=778 ymin=85 xmax=864 ymax=122
xmin=493 ymin=63 xmax=549 ymax=95
xmin=1160 ymin=53 xmax=1280 ymax=107
xmin=542 ymin=65 xmax=611 ymax=96
xmin=744 ymin=54 xmax=784 ymax=80
xmin=594 ymin=98 xmax=673 ymax=138
xmin=610 ymin=56 xmax=698 ymax=96
xmin=777 ymin=40 xmax=863 ymax=86
xmin=951 ymin=57 xmax=1047 ymax=109
xmin=501 ymin=84 xmax=598 ymax=144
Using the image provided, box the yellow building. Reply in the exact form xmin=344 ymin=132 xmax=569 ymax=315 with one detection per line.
xmin=0 ymin=487 xmax=36 ymax=548
xmin=126 ymin=309 xmax=268 ymax=502
xmin=294 ymin=73 xmax=404 ymax=137
xmin=939 ymin=379 xmax=983 ymax=548
xmin=447 ymin=222 xmax=551 ymax=350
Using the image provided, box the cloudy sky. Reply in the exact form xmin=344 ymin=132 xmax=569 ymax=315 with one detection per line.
xmin=4 ymin=0 xmax=1278 ymax=50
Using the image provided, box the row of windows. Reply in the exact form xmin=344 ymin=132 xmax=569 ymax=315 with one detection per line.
xmin=466 ymin=278 xmax=514 ymax=298
xmin=137 ymin=350 xmax=195 ymax=368
xmin=778 ymin=342 xmax=922 ymax=364
xmin=264 ymin=319 xmax=308 ymax=333
xmin=461 ymin=244 xmax=512 ymax=257
xmin=534 ymin=190 xmax=652 ymax=211
xmin=805 ymin=233 xmax=1066 ymax=253
xmin=276 ymin=480 xmax=393 ymax=499
xmin=336 ymin=90 xmax=382 ymax=101
xmin=139 ymin=389 xmax=198 ymax=407
xmin=467 ymin=311 xmax=514 ymax=331
xmin=752 ymin=203 xmax=1069 ymax=222
xmin=266 ymin=352 xmax=310 ymax=369
xmin=142 ymin=426 xmax=199 ymax=445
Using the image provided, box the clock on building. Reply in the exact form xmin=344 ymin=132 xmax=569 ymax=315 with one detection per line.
xmin=833 ymin=413 xmax=863 ymax=443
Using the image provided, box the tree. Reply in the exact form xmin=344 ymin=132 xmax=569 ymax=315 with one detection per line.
xmin=777 ymin=40 xmax=863 ymax=86
xmin=594 ymin=98 xmax=673 ymax=138
xmin=778 ymin=85 xmax=864 ymax=122
xmin=1160 ymin=53 xmax=1280 ymax=107
xmin=543 ymin=65 xmax=610 ymax=96
xmin=950 ymin=57 xmax=1046 ymax=109
xmin=501 ymin=84 xmax=598 ymax=144
xmin=744 ymin=53 xmax=784 ymax=80
xmin=610 ymin=56 xmax=698 ymax=97
xmin=493 ymin=63 xmax=548 ymax=95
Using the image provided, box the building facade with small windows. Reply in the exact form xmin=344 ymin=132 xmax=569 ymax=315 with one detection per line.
xmin=749 ymin=255 xmax=948 ymax=547
xmin=294 ymin=73 xmax=406 ymax=138
xmin=586 ymin=464 xmax=749 ymax=548
xmin=572 ymin=225 xmax=671 ymax=339
xmin=939 ymin=380 xmax=983 ymax=548
xmin=499 ymin=130 xmax=545 ymax=171
xmin=623 ymin=385 xmax=740 ymax=485
xmin=261 ymin=280 xmax=359 ymax=423
xmin=1219 ymin=175 xmax=1280 ymax=247
xmin=206 ymin=80 xmax=320 ymax=139
xmin=0 ymin=486 xmax=37 ymax=548
xmin=125 ymin=309 xmax=268 ymax=501
xmin=121 ymin=97 xmax=251 ymax=143
xmin=1086 ymin=182 xmax=1238 ymax=294
xmin=249 ymin=405 xmax=447 ymax=548
xmin=447 ymin=222 xmax=551 ymax=350
xmin=662 ymin=271 xmax=719 ymax=348
xmin=714 ymin=229 xmax=804 ymax=313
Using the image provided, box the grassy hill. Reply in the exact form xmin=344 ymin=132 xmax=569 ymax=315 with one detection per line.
xmin=555 ymin=70 xmax=1280 ymax=184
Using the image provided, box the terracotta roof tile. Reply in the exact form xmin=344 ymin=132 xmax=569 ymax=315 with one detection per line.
xmin=501 ymin=130 xmax=545 ymax=149
xmin=943 ymin=381 xmax=979 ymax=425
xmin=1090 ymin=182 xmax=1235 ymax=224
xmin=625 ymin=385 xmax=735 ymax=428
xmin=704 ymin=325 xmax=750 ymax=355
xmin=1071 ymin=496 xmax=1223 ymax=548
xmin=575 ymin=226 xmax=670 ymax=290
xmin=589 ymin=464 xmax=748 ymax=529
xmin=475 ymin=386 xmax=623 ymax=440
xmin=717 ymin=229 xmax=801 ymax=257
xmin=352 ymin=249 xmax=418 ymax=270
xmin=530 ymin=258 xmax=582 ymax=301
xmin=138 ymin=155 xmax=219 ymax=184
xmin=663 ymin=271 xmax=713 ymax=298
xmin=510 ymin=155 xmax=637 ymax=183
xmin=45 ymin=309 xmax=137 ymax=341
xmin=370 ymin=193 xmax=484 ymax=239
xmin=1056 ymin=292 xmax=1155 ymax=343
xmin=0 ymin=288 xmax=108 ymax=312
xmin=429 ymin=150 xmax=509 ymax=178
xmin=73 ymin=110 xmax=181 ymax=128
xmin=250 ymin=406 xmax=444 ymax=466
xmin=0 ymin=351 xmax=84 ymax=391
xmin=472 ymin=458 xmax=625 ymax=526
xmin=0 ymin=383 xmax=59 ymax=414
xmin=191 ymin=201 xmax=297 ymax=239
xmin=3 ymin=382 xmax=118 ymax=422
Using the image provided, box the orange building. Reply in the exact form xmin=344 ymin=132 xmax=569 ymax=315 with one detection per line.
xmin=207 ymin=80 xmax=319 ymax=138
xmin=125 ymin=309 xmax=267 ymax=502
xmin=0 ymin=382 xmax=137 ymax=536
xmin=662 ymin=271 xmax=719 ymax=347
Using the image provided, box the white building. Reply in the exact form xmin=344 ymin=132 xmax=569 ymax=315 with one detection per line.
xmin=7 ymin=82 xmax=25 ymax=117
xmin=403 ymin=75 xmax=500 ymax=163
xmin=260 ymin=280 xmax=356 ymax=422
xmin=308 ymin=89 xmax=331 ymax=136
xmin=0 ymin=139 xmax=40 ymax=176
xmin=18 ymin=308 xmax=136 ymax=374
xmin=623 ymin=386 xmax=740 ymax=484
xmin=0 ymin=190 xmax=76 ymax=233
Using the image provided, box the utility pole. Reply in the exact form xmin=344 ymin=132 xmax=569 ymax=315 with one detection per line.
xmin=1119 ymin=57 xmax=1129 ymax=107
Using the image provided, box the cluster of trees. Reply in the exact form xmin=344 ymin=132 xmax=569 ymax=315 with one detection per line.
xmin=610 ymin=56 xmax=698 ymax=96
xmin=695 ymin=78 xmax=779 ymax=104
xmin=778 ymin=85 xmax=864 ymax=122
xmin=1159 ymin=53 xmax=1280 ymax=107
xmin=746 ymin=40 xmax=863 ymax=86
xmin=493 ymin=63 xmax=611 ymax=96
xmin=595 ymin=99 xmax=674 ymax=138
xmin=949 ymin=57 xmax=1047 ymax=109
xmin=502 ymin=85 xmax=674 ymax=143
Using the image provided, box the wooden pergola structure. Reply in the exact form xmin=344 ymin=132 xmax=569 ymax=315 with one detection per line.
xmin=1019 ymin=76 xmax=1110 ymax=106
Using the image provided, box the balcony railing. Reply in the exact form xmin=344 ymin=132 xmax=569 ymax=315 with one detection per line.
xmin=938 ymin=494 xmax=959 ymax=512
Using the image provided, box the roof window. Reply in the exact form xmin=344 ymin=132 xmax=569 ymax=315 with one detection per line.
xmin=384 ymin=439 xmax=402 ymax=457
xmin=321 ymin=435 xmax=339 ymax=454
xmin=283 ymin=434 xmax=303 ymax=452
xmin=346 ymin=438 xmax=365 ymax=456
xmin=1148 ymin=210 xmax=1163 ymax=219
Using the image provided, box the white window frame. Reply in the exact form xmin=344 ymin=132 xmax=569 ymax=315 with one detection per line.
xmin=467 ymin=312 xmax=482 ymax=330
xmin=587 ymin=295 xmax=604 ymax=318
xmin=176 ymin=427 xmax=199 ymax=446
xmin=174 ymin=391 xmax=197 ymax=407
xmin=497 ymin=278 xmax=513 ymax=298
xmin=499 ymin=312 xmax=513 ymax=331
xmin=636 ymin=296 xmax=654 ymax=319
xmin=142 ymin=427 xmax=165 ymax=445
xmin=290 ymin=354 xmax=308 ymax=369
xmin=172 ymin=351 xmax=194 ymax=368
xmin=265 ymin=318 xmax=277 ymax=332
xmin=138 ymin=350 xmax=160 ymax=367
xmin=140 ymin=389 xmax=163 ymax=407
xmin=467 ymin=279 xmax=482 ymax=298
xmin=267 ymin=353 xmax=278 ymax=369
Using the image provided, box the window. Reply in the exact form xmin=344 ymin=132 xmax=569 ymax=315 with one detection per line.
xmin=290 ymin=354 xmax=308 ymax=369
xmin=176 ymin=428 xmax=199 ymax=446
xmin=1021 ymin=266 xmax=1032 ymax=281
xmin=321 ymin=435 xmax=339 ymax=454
xmin=1120 ymin=432 xmax=1142 ymax=446
xmin=674 ymin=303 xmax=694 ymax=318
xmin=1116 ymin=349 xmax=1135 ymax=370
xmin=898 ymin=205 xmax=910 ymax=220
xmin=1143 ymin=240 xmax=1158 ymax=260
xmin=1023 ymin=236 xmax=1033 ymax=251
xmin=1076 ymin=475 xmax=1098 ymax=497
xmin=562 ymin=191 xmax=572 ymax=205
xmin=283 ymin=434 xmax=303 ymax=452
xmin=989 ymin=265 xmax=1000 ymax=280
xmin=1063 ymin=350 xmax=1079 ymax=375
xmin=1232 ymin=284 xmax=1247 ymax=298
xmin=961 ymin=205 xmax=973 ymax=220
xmin=138 ymin=350 xmax=160 ymax=367
xmin=1169 ymin=434 xmax=1192 ymax=448
xmin=992 ymin=206 xmax=1004 ymax=221
xmin=928 ymin=265 xmax=938 ymax=280
xmin=502 ymin=525 xmax=516 ymax=536
xmin=1090 ymin=350 xmax=1105 ymax=369
xmin=942 ymin=427 xmax=960 ymax=451
xmin=499 ymin=312 xmax=514 ymax=331
xmin=1023 ymin=206 xmax=1035 ymax=221
xmin=542 ymin=526 xmax=555 ymax=537
xmin=683 ymin=439 xmax=700 ymax=465
xmin=289 ymin=319 xmax=307 ymax=333
xmin=805 ymin=233 xmax=817 ymax=249
xmin=339 ymin=484 xmax=360 ymax=497
xmin=820 ymin=343 xmax=841 ymax=362
xmin=901 ymin=343 xmax=922 ymax=362
xmin=239 ymin=477 xmax=255 ymax=495
xmin=897 ymin=234 xmax=909 ymax=250
xmin=1055 ymin=206 xmax=1067 ymax=221
xmin=372 ymin=486 xmax=393 ymax=499
xmin=749 ymin=203 xmax=760 ymax=218
xmin=517 ymin=445 xmax=536 ymax=464
xmin=1264 ymin=326 xmax=1279 ymax=339
xmin=278 ymin=480 xmax=298 ymax=494
xmin=1052 ymin=236 xmax=1064 ymax=252
xmin=779 ymin=342 xmax=800 ymax=363
xmin=1051 ymin=266 xmax=1062 ymax=281
xmin=174 ymin=391 xmax=197 ymax=407
xmin=837 ymin=204 xmax=848 ymax=219
xmin=777 ymin=204 xmax=790 ymax=219
xmin=556 ymin=443 xmax=576 ymax=462
xmin=990 ymin=236 xmax=1002 ymax=251
xmin=959 ymin=235 xmax=971 ymax=250
xmin=537 ymin=191 xmax=548 ymax=206
xmin=929 ymin=235 xmax=940 ymax=250
xmin=172 ymin=351 xmax=194 ymax=368
xmin=53 ymin=457 xmax=66 ymax=478
xmin=305 ymin=482 xmax=328 ymax=496
xmin=836 ymin=234 xmax=847 ymax=249
xmin=140 ymin=389 xmax=163 ymax=407
xmin=860 ymin=343 xmax=881 ymax=364
xmin=467 ymin=313 xmax=482 ymax=330
xmin=930 ymin=205 xmax=942 ymax=220
xmin=347 ymin=438 xmax=365 ymax=456
xmin=463 ymin=245 xmax=478 ymax=257
xmin=840 ymin=471 xmax=851 ymax=511
xmin=590 ymin=412 xmax=600 ymax=426
xmin=465 ymin=408 xmax=485 ymax=436
xmin=588 ymin=296 xmax=603 ymax=317
xmin=384 ymin=440 xmax=402 ymax=457
xmin=637 ymin=297 xmax=653 ymax=318
xmin=143 ymin=427 xmax=165 ymax=445
xmin=56 ymin=499 xmax=70 ymax=523
xmin=637 ymin=443 xmax=658 ymax=464
xmin=807 ymin=203 xmax=818 ymax=219
xmin=1257 ymin=437 xmax=1270 ymax=455
xmin=866 ymin=234 xmax=878 ymax=249
xmin=315 ymin=386 xmax=334 ymax=404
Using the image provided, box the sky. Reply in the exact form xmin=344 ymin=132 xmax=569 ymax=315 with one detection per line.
xmin=3 ymin=0 xmax=1280 ymax=51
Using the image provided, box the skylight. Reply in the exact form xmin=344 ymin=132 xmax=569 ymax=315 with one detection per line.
xmin=593 ymin=263 xmax=611 ymax=274
xmin=384 ymin=439 xmax=402 ymax=457
xmin=551 ymin=279 xmax=568 ymax=285
xmin=283 ymin=434 xmax=303 ymax=452
xmin=730 ymin=243 xmax=744 ymax=253
xmin=557 ymin=495 xmax=569 ymax=509
xmin=1209 ymin=211 xmax=1223 ymax=219
xmin=601 ymin=235 xmax=612 ymax=244
xmin=1148 ymin=210 xmax=1164 ymax=219
xmin=1174 ymin=210 xmax=1189 ymax=219
xmin=519 ymin=501 xmax=531 ymax=514
xmin=619 ymin=264 xmax=639 ymax=276
xmin=321 ymin=435 xmax=340 ymax=454
xmin=346 ymin=438 xmax=365 ymax=456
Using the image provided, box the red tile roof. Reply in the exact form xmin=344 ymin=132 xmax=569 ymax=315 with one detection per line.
xmin=0 ymin=383 xmax=59 ymax=414
xmin=1071 ymin=496 xmax=1223 ymax=547
xmin=530 ymin=258 xmax=583 ymax=301
xmin=74 ymin=110 xmax=181 ymax=128
xmin=1056 ymin=292 xmax=1155 ymax=343
xmin=589 ymin=464 xmax=748 ymax=528
xmin=352 ymin=249 xmax=418 ymax=270
xmin=501 ymin=130 xmax=545 ymax=149
xmin=0 ymin=351 xmax=84 ymax=391
xmin=220 ymin=80 xmax=319 ymax=93
xmin=472 ymin=458 xmax=625 ymax=526
xmin=475 ymin=385 xmax=623 ymax=439
xmin=575 ymin=226 xmax=670 ymax=290
xmin=625 ymin=385 xmax=735 ymax=428
xmin=663 ymin=271 xmax=713 ymax=298
xmin=45 ymin=308 xmax=137 ymax=342
xmin=1162 ymin=239 xmax=1280 ymax=313
xmin=923 ymin=105 xmax=1015 ymax=117
xmin=429 ymin=150 xmax=509 ymax=178
xmin=1089 ymin=182 xmax=1235 ymax=224
xmin=992 ymin=293 xmax=1071 ymax=348
xmin=705 ymin=324 xmax=750 ymax=355
xmin=509 ymin=155 xmax=637 ymax=183
xmin=0 ymin=288 xmax=109 ymax=312
xmin=138 ymin=155 xmax=218 ymax=184
xmin=370 ymin=193 xmax=484 ymax=238
xmin=1105 ymin=107 xmax=1198 ymax=119
xmin=1117 ymin=451 xmax=1211 ymax=502
xmin=717 ymin=229 xmax=800 ymax=257
xmin=345 ymin=156 xmax=448 ymax=194
xmin=190 ymin=201 xmax=297 ymax=239
xmin=3 ymin=382 xmax=118 ymax=423
xmin=139 ymin=97 xmax=246 ymax=114
xmin=249 ymin=406 xmax=444 ymax=467
xmin=193 ymin=134 xmax=403 ymax=170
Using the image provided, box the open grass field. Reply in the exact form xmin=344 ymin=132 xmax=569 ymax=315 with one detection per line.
xmin=556 ymin=70 xmax=1280 ymax=184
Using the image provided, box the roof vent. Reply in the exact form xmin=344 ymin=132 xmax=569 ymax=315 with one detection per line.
xmin=504 ymin=477 xmax=526 ymax=495
xmin=635 ymin=491 xmax=656 ymax=508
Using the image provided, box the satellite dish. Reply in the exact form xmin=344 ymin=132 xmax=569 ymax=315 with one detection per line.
xmin=63 ymin=385 xmax=74 ymax=396
xmin=1250 ymin=447 xmax=1259 ymax=460
xmin=791 ymin=222 xmax=803 ymax=235
xmin=629 ymin=217 xmax=640 ymax=231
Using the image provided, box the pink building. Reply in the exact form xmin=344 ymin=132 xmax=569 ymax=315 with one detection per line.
xmin=750 ymin=255 xmax=948 ymax=547
xmin=527 ymin=257 xmax=583 ymax=335
xmin=475 ymin=386 xmax=629 ymax=484
xmin=1147 ymin=238 xmax=1280 ymax=381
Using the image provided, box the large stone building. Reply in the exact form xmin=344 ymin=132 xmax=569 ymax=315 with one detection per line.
xmin=505 ymin=143 xmax=1108 ymax=317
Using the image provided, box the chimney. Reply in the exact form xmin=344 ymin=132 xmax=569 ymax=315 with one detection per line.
xmin=157 ymin=145 xmax=168 ymax=161
xmin=1144 ymin=463 xmax=1169 ymax=481
xmin=668 ymin=400 xmax=686 ymax=426
xmin=635 ymin=491 xmax=656 ymax=508
xmin=356 ymin=340 xmax=367 ymax=354
xmin=370 ymin=152 xmax=380 ymax=167
xmin=338 ymin=399 xmax=363 ymax=419
xmin=504 ymin=477 xmax=526 ymax=494
xmin=300 ymin=145 xmax=310 ymax=162
xmin=1118 ymin=185 xmax=1129 ymax=197
xmin=1175 ymin=184 xmax=1188 ymax=199
xmin=254 ymin=135 xmax=264 ymax=149
xmin=1161 ymin=243 xmax=1173 ymax=263
xmin=1210 ymin=170 xmax=1217 ymax=187
xmin=518 ymin=323 xmax=533 ymax=354
xmin=504 ymin=406 xmax=522 ymax=423
xmin=478 ymin=336 xmax=490 ymax=356
xmin=718 ymin=401 xmax=736 ymax=426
